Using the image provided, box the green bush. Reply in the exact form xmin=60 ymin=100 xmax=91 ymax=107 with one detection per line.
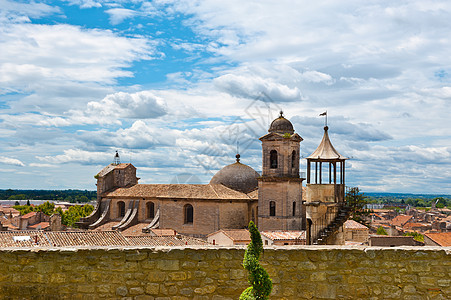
xmin=240 ymin=221 xmax=272 ymax=300
xmin=376 ymin=226 xmax=388 ymax=235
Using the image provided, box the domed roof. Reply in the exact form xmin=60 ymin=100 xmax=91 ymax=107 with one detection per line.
xmin=269 ymin=111 xmax=294 ymax=134
xmin=209 ymin=155 xmax=260 ymax=193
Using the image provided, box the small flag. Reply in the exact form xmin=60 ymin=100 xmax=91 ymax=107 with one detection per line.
xmin=319 ymin=111 xmax=327 ymax=116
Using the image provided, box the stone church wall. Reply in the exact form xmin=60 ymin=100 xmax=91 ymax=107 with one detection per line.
xmin=0 ymin=246 xmax=449 ymax=299
xmin=159 ymin=200 xmax=249 ymax=237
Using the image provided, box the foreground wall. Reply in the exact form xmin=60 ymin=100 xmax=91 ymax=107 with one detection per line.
xmin=0 ymin=246 xmax=450 ymax=299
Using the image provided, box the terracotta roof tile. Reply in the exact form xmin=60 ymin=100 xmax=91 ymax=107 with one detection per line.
xmin=390 ymin=215 xmax=413 ymax=227
xmin=0 ymin=231 xmax=51 ymax=247
xmin=344 ymin=220 xmax=368 ymax=230
xmin=149 ymin=229 xmax=177 ymax=236
xmin=261 ymin=231 xmax=306 ymax=241
xmin=120 ymin=223 xmax=152 ymax=237
xmin=424 ymin=232 xmax=451 ymax=246
xmin=105 ymin=184 xmax=254 ymax=200
xmin=28 ymin=222 xmax=50 ymax=229
xmin=403 ymin=222 xmax=429 ymax=229
xmin=115 ymin=163 xmax=132 ymax=169
xmin=21 ymin=211 xmax=37 ymax=219
xmin=125 ymin=235 xmax=209 ymax=246
xmin=44 ymin=231 xmax=130 ymax=247
xmin=92 ymin=221 xmax=121 ymax=231
xmin=207 ymin=229 xmax=251 ymax=241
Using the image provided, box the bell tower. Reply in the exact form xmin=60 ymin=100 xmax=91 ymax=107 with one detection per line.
xmin=258 ymin=111 xmax=305 ymax=231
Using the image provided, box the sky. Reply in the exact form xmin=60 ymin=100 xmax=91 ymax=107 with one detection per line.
xmin=0 ymin=0 xmax=450 ymax=194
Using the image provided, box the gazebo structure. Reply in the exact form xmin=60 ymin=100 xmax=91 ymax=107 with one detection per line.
xmin=304 ymin=125 xmax=350 ymax=245
xmin=306 ymin=125 xmax=347 ymax=202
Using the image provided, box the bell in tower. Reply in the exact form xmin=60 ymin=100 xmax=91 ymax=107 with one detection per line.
xmin=257 ymin=111 xmax=305 ymax=231
xmin=113 ymin=151 xmax=120 ymax=165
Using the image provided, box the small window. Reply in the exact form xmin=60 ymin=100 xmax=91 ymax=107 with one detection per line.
xmin=184 ymin=204 xmax=193 ymax=224
xmin=118 ymin=201 xmax=125 ymax=218
xmin=270 ymin=150 xmax=278 ymax=169
xmin=265 ymin=240 xmax=268 ymax=245
xmin=147 ymin=202 xmax=155 ymax=219
xmin=251 ymin=208 xmax=255 ymax=222
xmin=292 ymin=201 xmax=296 ymax=217
xmin=291 ymin=150 xmax=296 ymax=168
xmin=269 ymin=201 xmax=276 ymax=216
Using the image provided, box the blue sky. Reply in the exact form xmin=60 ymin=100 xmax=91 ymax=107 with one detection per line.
xmin=0 ymin=0 xmax=450 ymax=194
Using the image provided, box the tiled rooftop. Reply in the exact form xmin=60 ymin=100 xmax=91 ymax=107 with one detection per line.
xmin=390 ymin=215 xmax=413 ymax=227
xmin=149 ymin=228 xmax=177 ymax=236
xmin=261 ymin=231 xmax=306 ymax=241
xmin=105 ymin=184 xmax=256 ymax=200
xmin=208 ymin=229 xmax=251 ymax=241
xmin=0 ymin=231 xmax=51 ymax=247
xmin=125 ymin=235 xmax=210 ymax=246
xmin=344 ymin=220 xmax=368 ymax=230
xmin=0 ymin=230 xmax=211 ymax=248
xmin=92 ymin=221 xmax=121 ymax=231
xmin=120 ymin=223 xmax=152 ymax=236
xmin=28 ymin=222 xmax=50 ymax=229
xmin=45 ymin=231 xmax=130 ymax=247
xmin=21 ymin=211 xmax=37 ymax=219
xmin=424 ymin=232 xmax=451 ymax=246
xmin=0 ymin=231 xmax=132 ymax=247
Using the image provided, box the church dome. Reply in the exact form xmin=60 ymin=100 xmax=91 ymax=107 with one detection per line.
xmin=269 ymin=111 xmax=294 ymax=134
xmin=209 ymin=155 xmax=260 ymax=193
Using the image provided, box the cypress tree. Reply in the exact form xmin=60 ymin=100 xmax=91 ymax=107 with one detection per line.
xmin=240 ymin=221 xmax=272 ymax=300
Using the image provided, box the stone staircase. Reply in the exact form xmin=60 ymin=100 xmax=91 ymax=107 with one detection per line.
xmin=312 ymin=205 xmax=351 ymax=245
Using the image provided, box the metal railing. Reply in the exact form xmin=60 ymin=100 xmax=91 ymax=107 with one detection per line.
xmin=311 ymin=200 xmax=351 ymax=245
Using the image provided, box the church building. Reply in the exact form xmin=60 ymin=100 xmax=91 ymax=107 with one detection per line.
xmin=78 ymin=112 xmax=349 ymax=243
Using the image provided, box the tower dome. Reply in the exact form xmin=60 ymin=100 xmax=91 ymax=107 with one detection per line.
xmin=209 ymin=154 xmax=260 ymax=193
xmin=268 ymin=111 xmax=294 ymax=134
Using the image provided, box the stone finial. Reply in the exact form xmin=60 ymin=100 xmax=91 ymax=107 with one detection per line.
xmin=236 ymin=154 xmax=240 ymax=163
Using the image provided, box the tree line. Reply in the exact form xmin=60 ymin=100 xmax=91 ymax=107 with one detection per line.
xmin=13 ymin=201 xmax=94 ymax=227
xmin=0 ymin=189 xmax=96 ymax=203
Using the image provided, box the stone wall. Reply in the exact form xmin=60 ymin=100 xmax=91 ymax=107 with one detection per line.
xmin=0 ymin=246 xmax=450 ymax=299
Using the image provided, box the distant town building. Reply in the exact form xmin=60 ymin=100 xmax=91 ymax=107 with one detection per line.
xmin=424 ymin=232 xmax=451 ymax=246
xmin=344 ymin=220 xmax=369 ymax=244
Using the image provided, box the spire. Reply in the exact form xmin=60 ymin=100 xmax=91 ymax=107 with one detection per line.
xmin=113 ymin=151 xmax=120 ymax=165
xmin=306 ymin=126 xmax=346 ymax=160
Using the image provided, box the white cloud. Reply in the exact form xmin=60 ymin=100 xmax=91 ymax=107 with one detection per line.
xmin=0 ymin=0 xmax=60 ymax=21
xmin=0 ymin=157 xmax=25 ymax=167
xmin=37 ymin=149 xmax=112 ymax=165
xmin=214 ymin=74 xmax=302 ymax=102
xmin=80 ymin=120 xmax=174 ymax=149
xmin=105 ymin=8 xmax=137 ymax=25
xmin=85 ymin=91 xmax=167 ymax=119
xmin=29 ymin=163 xmax=54 ymax=168
xmin=63 ymin=0 xmax=102 ymax=9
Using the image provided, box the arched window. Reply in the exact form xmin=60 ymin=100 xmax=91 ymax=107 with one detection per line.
xmin=291 ymin=150 xmax=296 ymax=168
xmin=147 ymin=202 xmax=155 ymax=219
xmin=292 ymin=201 xmax=296 ymax=216
xmin=117 ymin=201 xmax=125 ymax=218
xmin=269 ymin=201 xmax=276 ymax=216
xmin=184 ymin=204 xmax=193 ymax=224
xmin=270 ymin=150 xmax=278 ymax=169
